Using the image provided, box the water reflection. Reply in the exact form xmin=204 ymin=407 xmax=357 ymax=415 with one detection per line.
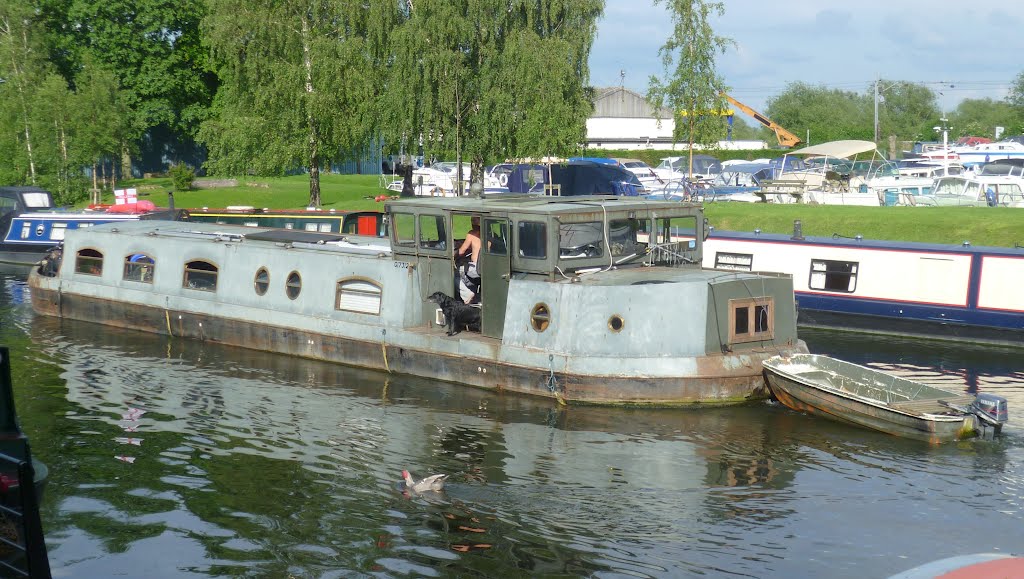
xmin=2 ymin=276 xmax=1023 ymax=577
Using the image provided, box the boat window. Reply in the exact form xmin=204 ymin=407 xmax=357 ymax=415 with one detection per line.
xmin=728 ymin=297 xmax=774 ymax=343
xmin=642 ymin=216 xmax=699 ymax=266
xmin=286 ymin=271 xmax=302 ymax=300
xmin=254 ymin=267 xmax=270 ymax=296
xmin=559 ymin=222 xmax=604 ymax=259
xmin=123 ymin=253 xmax=155 ymax=283
xmin=183 ymin=260 xmax=218 ymax=292
xmin=391 ymin=213 xmax=416 ymax=248
xmin=483 ymin=219 xmax=508 ymax=256
xmin=336 ymin=278 xmax=382 ymax=315
xmin=530 ymin=303 xmax=551 ymax=332
xmin=22 ymin=192 xmax=51 ymax=208
xmin=715 ymin=252 xmax=753 ymax=271
xmin=75 ymin=248 xmax=104 ymax=276
xmin=418 ymin=214 xmax=446 ymax=251
xmin=0 ymin=196 xmax=18 ymax=217
xmin=608 ymin=218 xmax=642 ymax=256
xmin=518 ymin=221 xmax=547 ymax=259
xmin=809 ymin=259 xmax=858 ymax=292
xmin=50 ymin=223 xmax=68 ymax=240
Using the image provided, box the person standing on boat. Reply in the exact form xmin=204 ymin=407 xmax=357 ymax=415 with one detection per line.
xmin=457 ymin=216 xmax=482 ymax=304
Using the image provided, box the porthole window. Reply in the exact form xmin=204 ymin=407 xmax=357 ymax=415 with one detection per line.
xmin=286 ymin=271 xmax=302 ymax=300
xmin=254 ymin=267 xmax=270 ymax=296
xmin=608 ymin=315 xmax=624 ymax=332
xmin=75 ymin=248 xmax=104 ymax=276
xmin=530 ymin=303 xmax=551 ymax=332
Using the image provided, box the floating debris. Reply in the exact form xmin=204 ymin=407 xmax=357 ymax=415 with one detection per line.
xmin=114 ymin=437 xmax=142 ymax=446
xmin=115 ymin=456 xmax=136 ymax=464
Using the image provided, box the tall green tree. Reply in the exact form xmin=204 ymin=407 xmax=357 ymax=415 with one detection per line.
xmin=72 ymin=62 xmax=135 ymax=202
xmin=766 ymin=82 xmax=872 ymax=145
xmin=201 ymin=0 xmax=399 ymax=207
xmin=873 ymin=80 xmax=938 ymax=143
xmin=0 ymin=1 xmax=51 ymax=185
xmin=382 ymin=0 xmax=602 ymax=193
xmin=647 ymin=0 xmax=732 ymax=176
xmin=1008 ymin=71 xmax=1024 ymax=113
xmin=951 ymin=98 xmax=1022 ymax=140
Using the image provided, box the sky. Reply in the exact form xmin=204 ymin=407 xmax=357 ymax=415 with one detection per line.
xmin=589 ymin=0 xmax=1024 ymax=119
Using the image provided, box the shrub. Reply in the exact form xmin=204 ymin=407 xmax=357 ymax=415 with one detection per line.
xmin=169 ymin=163 xmax=195 ymax=191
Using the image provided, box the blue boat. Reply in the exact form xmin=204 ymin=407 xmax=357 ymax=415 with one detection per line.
xmin=0 ymin=186 xmax=184 ymax=270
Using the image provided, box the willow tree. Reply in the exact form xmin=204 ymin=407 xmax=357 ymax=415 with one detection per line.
xmin=647 ymin=0 xmax=732 ymax=177
xmin=200 ymin=0 xmax=400 ymax=207
xmin=381 ymin=0 xmax=602 ymax=194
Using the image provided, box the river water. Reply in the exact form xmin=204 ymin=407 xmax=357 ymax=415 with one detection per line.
xmin=1 ymin=275 xmax=1022 ymax=578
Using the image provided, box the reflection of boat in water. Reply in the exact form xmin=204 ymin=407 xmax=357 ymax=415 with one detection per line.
xmin=0 ymin=346 xmax=50 ymax=576
xmin=30 ymin=195 xmax=806 ymax=405
xmin=763 ymin=353 xmax=1008 ymax=443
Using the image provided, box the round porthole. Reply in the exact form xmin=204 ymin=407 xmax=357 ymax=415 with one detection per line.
xmin=608 ymin=315 xmax=624 ymax=332
xmin=286 ymin=271 xmax=302 ymax=300
xmin=530 ymin=303 xmax=550 ymax=332
xmin=254 ymin=267 xmax=270 ymax=296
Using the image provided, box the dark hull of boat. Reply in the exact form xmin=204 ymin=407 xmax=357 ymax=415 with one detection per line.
xmin=763 ymin=368 xmax=973 ymax=444
xmin=31 ymin=286 xmax=779 ymax=406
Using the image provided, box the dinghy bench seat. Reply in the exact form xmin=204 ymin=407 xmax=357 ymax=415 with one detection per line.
xmin=888 ymin=395 xmax=976 ymax=414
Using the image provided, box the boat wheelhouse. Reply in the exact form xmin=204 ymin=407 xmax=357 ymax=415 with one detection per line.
xmin=29 ymin=195 xmax=806 ymax=406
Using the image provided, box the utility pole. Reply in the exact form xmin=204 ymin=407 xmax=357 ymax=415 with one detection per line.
xmin=873 ymin=75 xmax=880 ymax=143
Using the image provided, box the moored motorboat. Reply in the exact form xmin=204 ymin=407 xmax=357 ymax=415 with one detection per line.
xmin=762 ymin=353 xmax=1008 ymax=443
xmin=700 ymin=221 xmax=1024 ymax=347
xmin=0 ymin=186 xmax=184 ymax=270
xmin=28 ymin=194 xmax=807 ymax=406
xmin=184 ymin=206 xmax=386 ymax=236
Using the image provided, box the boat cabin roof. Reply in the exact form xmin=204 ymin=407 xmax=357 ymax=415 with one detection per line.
xmin=384 ymin=194 xmax=701 ymax=220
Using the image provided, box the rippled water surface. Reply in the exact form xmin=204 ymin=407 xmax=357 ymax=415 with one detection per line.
xmin=2 ymin=276 xmax=1022 ymax=577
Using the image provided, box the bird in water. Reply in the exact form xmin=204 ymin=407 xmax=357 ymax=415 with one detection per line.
xmin=402 ymin=470 xmax=448 ymax=493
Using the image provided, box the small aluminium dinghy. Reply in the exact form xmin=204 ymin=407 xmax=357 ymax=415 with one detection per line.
xmin=762 ymin=353 xmax=1008 ymax=443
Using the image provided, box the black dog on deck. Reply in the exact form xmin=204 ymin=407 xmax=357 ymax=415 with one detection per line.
xmin=427 ymin=291 xmax=481 ymax=336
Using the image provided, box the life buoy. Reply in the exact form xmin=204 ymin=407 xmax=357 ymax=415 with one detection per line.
xmin=498 ymin=173 xmax=508 ymax=187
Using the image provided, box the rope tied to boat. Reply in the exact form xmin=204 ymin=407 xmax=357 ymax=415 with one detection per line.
xmin=547 ymin=354 xmax=565 ymax=406
xmin=381 ymin=328 xmax=392 ymax=373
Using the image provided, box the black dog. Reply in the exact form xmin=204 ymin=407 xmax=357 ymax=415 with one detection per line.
xmin=427 ymin=291 xmax=481 ymax=336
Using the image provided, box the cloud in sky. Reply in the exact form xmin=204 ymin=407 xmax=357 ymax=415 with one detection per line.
xmin=589 ymin=0 xmax=1024 ymax=116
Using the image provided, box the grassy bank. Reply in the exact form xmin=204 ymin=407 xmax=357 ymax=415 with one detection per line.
xmin=115 ymin=173 xmax=1024 ymax=248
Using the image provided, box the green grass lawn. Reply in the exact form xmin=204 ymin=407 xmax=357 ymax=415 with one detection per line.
xmin=115 ymin=173 xmax=1024 ymax=248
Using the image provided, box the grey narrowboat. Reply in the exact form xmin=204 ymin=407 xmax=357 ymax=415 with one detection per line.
xmin=29 ymin=195 xmax=807 ymax=405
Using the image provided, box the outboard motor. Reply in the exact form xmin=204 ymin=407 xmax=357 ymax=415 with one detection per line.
xmin=970 ymin=393 xmax=1009 ymax=434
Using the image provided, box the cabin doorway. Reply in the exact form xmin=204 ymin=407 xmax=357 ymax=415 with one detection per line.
xmin=479 ymin=216 xmax=511 ymax=338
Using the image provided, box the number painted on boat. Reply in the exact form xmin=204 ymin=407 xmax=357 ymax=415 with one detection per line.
xmin=394 ymin=261 xmax=411 ymax=269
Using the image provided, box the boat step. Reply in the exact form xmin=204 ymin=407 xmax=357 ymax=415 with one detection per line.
xmin=888 ymin=395 xmax=975 ymax=413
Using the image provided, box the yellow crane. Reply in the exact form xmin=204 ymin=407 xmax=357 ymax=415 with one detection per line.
xmin=722 ymin=94 xmax=803 ymax=148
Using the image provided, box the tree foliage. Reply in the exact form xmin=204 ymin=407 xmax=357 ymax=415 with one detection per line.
xmin=647 ymin=0 xmax=732 ymax=175
xmin=200 ymin=0 xmax=399 ymax=206
xmin=381 ymin=0 xmax=602 ymax=192
xmin=50 ymin=0 xmax=216 ymax=140
xmin=766 ymin=82 xmax=872 ymax=145
xmin=874 ymin=80 xmax=939 ymax=142
xmin=949 ymin=98 xmax=1019 ymax=140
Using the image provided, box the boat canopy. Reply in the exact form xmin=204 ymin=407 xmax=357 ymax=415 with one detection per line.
xmin=789 ymin=140 xmax=877 ymax=159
